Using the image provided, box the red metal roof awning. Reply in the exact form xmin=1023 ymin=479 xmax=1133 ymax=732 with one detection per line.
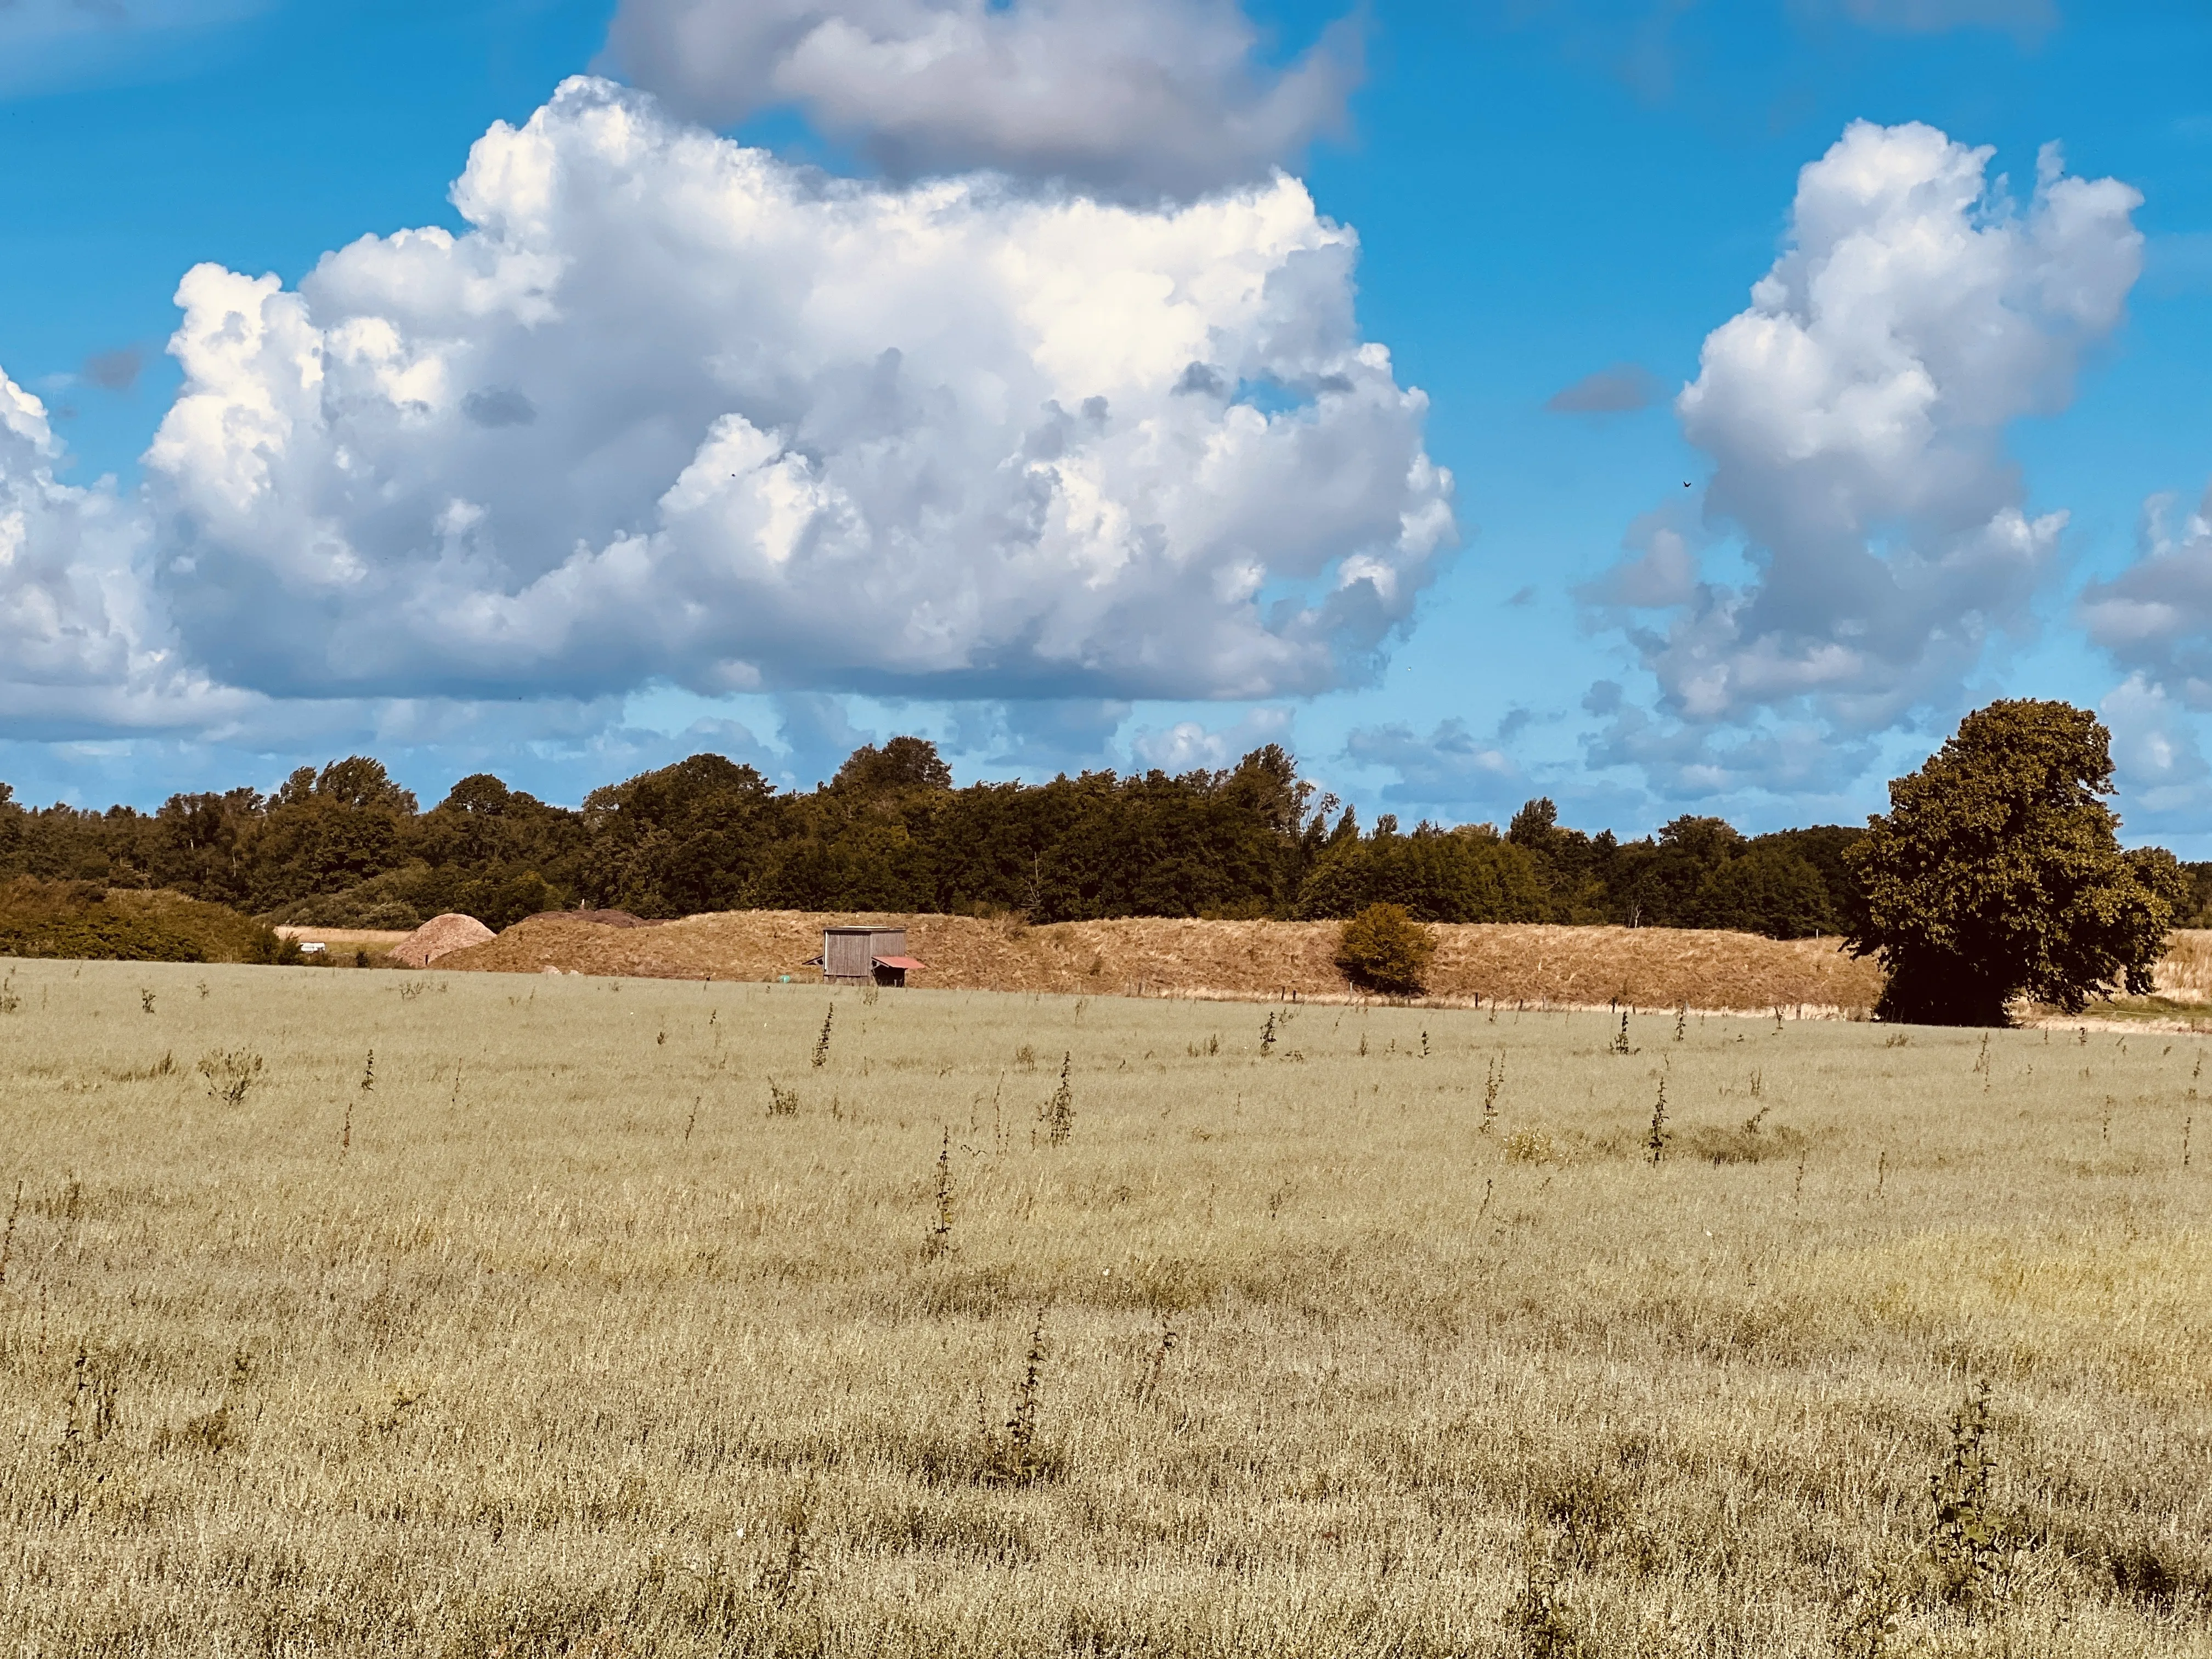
xmin=872 ymin=955 xmax=925 ymax=971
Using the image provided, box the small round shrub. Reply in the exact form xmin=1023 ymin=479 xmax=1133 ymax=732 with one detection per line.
xmin=1335 ymin=902 xmax=1437 ymax=996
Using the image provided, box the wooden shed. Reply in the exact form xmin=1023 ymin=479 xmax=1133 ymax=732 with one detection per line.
xmin=816 ymin=926 xmax=923 ymax=988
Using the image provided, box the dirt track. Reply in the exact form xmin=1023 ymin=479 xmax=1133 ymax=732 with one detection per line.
xmin=433 ymin=910 xmax=1886 ymax=1014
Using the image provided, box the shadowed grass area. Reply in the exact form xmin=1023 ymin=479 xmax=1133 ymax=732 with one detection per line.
xmin=0 ymin=961 xmax=2204 ymax=1656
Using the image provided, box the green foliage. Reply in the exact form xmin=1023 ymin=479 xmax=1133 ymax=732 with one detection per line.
xmin=1689 ymin=844 xmax=1837 ymax=939
xmin=1926 ymin=1381 xmax=2018 ymax=1609
xmin=1846 ymin=700 xmax=2187 ymax=1025
xmin=1508 ymin=797 xmax=1863 ymax=935
xmin=0 ymin=738 xmax=1888 ymax=944
xmin=0 ymin=878 xmax=294 ymax=964
xmin=2176 ymin=861 xmax=2212 ymax=927
xmin=1335 ymin=903 xmax=1437 ymax=996
xmin=1297 ymin=820 xmax=1549 ymax=922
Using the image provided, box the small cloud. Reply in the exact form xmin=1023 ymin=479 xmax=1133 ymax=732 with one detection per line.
xmin=81 ymin=346 xmax=143 ymax=393
xmin=1342 ymin=716 xmax=1518 ymax=807
xmin=1580 ymin=501 xmax=1705 ymax=611
xmin=1505 ymin=585 xmax=1536 ymax=607
xmin=461 ymin=387 xmax=537 ymax=428
xmin=1545 ymin=362 xmax=1663 ymax=416
xmin=1131 ymin=707 xmax=1291 ymax=772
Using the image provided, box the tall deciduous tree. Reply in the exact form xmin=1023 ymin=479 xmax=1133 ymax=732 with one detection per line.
xmin=1845 ymin=701 xmax=2186 ymax=1025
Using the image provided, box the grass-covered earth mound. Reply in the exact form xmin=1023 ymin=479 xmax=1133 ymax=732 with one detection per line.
xmin=0 ymin=878 xmax=296 ymax=964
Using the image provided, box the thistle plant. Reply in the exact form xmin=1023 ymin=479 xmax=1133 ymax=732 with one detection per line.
xmin=1927 ymin=1381 xmax=2016 ymax=1609
xmin=1646 ymin=1076 xmax=1670 ymax=1165
xmin=926 ymin=1128 xmax=955 ymax=1257
xmin=0 ymin=1178 xmax=19 ymax=1288
xmin=980 ymin=1319 xmax=1053 ymax=1485
xmin=197 ymin=1049 xmax=264 ymax=1107
xmin=1041 ymin=1054 xmax=1074 ymax=1145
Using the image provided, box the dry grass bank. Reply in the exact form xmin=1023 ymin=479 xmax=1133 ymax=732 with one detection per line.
xmin=2015 ymin=931 xmax=2212 ymax=1031
xmin=0 ymin=961 xmax=2203 ymax=1655
xmin=2154 ymin=930 xmax=2212 ymax=1001
xmin=440 ymin=911 xmax=1885 ymax=1014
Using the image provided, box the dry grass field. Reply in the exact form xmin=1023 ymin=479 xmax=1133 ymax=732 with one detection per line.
xmin=441 ymin=911 xmax=1887 ymax=1014
xmin=0 ymin=958 xmax=2205 ymax=1656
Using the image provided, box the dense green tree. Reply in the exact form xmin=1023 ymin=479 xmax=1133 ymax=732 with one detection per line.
xmin=1298 ymin=822 xmax=1547 ymax=923
xmin=240 ymin=760 xmax=418 ymax=911
xmin=1335 ymin=902 xmax=1437 ymax=995
xmin=832 ymin=736 xmax=955 ymax=798
xmin=582 ymin=754 xmax=780 ymax=917
xmin=1745 ymin=826 xmax=1865 ymax=933
xmin=1846 ymin=700 xmax=2187 ymax=1025
xmin=1690 ymin=845 xmax=1836 ymax=939
xmin=149 ymin=789 xmax=263 ymax=907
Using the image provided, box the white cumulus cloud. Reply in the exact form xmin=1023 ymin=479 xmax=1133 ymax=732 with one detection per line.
xmin=144 ymin=78 xmax=1450 ymax=711
xmin=0 ymin=369 xmax=240 ymax=737
xmin=1130 ymin=706 xmax=1291 ymax=772
xmin=2097 ymin=671 xmax=2211 ymax=823
xmin=2080 ymin=485 xmax=2212 ymax=706
xmin=1584 ymin=119 xmax=2140 ymax=778
xmin=598 ymin=0 xmax=1359 ymax=198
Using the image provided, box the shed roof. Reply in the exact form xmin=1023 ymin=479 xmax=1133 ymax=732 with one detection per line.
xmin=872 ymin=955 xmax=925 ymax=971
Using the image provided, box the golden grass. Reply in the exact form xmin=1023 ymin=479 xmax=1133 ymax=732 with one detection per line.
xmin=2154 ymin=931 xmax=2212 ymax=1001
xmin=441 ymin=912 xmax=1886 ymax=1014
xmin=0 ymin=959 xmax=2204 ymax=1655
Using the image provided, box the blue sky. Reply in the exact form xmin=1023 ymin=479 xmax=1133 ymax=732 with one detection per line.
xmin=2 ymin=0 xmax=2209 ymax=848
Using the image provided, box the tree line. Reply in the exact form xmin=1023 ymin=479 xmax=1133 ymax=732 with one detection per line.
xmin=0 ymin=722 xmax=2197 ymax=949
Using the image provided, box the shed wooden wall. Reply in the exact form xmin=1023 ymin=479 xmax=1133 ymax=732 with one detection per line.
xmin=823 ymin=928 xmax=908 ymax=981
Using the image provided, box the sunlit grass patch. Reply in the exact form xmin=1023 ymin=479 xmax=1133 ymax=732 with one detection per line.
xmin=0 ymin=959 xmax=2203 ymax=1655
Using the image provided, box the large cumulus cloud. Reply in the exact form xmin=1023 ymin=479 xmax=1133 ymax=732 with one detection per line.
xmin=144 ymin=77 xmax=1451 ymax=710
xmin=0 ymin=371 xmax=239 ymax=736
xmin=597 ymin=0 xmax=1359 ymax=198
xmin=1582 ymin=120 xmax=2140 ymax=793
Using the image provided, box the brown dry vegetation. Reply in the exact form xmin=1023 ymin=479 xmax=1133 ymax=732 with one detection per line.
xmin=2153 ymin=931 xmax=2212 ymax=1002
xmin=440 ymin=912 xmax=1886 ymax=1014
xmin=0 ymin=958 xmax=2205 ymax=1656
xmin=2012 ymin=931 xmax=2212 ymax=1030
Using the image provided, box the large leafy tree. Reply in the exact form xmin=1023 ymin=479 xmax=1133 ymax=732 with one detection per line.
xmin=1845 ymin=700 xmax=2187 ymax=1025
